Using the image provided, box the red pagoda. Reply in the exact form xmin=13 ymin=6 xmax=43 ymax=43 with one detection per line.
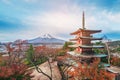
xmin=68 ymin=12 xmax=105 ymax=57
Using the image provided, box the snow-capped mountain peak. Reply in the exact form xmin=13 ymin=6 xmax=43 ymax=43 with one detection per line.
xmin=28 ymin=34 xmax=65 ymax=44
xmin=40 ymin=34 xmax=54 ymax=39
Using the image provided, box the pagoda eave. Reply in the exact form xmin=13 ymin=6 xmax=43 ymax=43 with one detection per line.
xmin=80 ymin=29 xmax=102 ymax=34
xmin=69 ymin=44 xmax=104 ymax=48
xmin=78 ymin=54 xmax=107 ymax=58
xmin=70 ymin=37 xmax=102 ymax=41
xmin=67 ymin=51 xmax=107 ymax=58
xmin=107 ymin=66 xmax=120 ymax=74
xmin=68 ymin=44 xmax=80 ymax=48
xmin=80 ymin=37 xmax=102 ymax=40
xmin=69 ymin=38 xmax=78 ymax=41
xmin=70 ymin=29 xmax=102 ymax=35
xmin=79 ymin=45 xmax=104 ymax=49
xmin=70 ymin=29 xmax=80 ymax=35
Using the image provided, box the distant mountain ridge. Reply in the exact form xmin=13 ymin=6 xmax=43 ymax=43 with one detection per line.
xmin=28 ymin=34 xmax=65 ymax=44
xmin=108 ymin=40 xmax=120 ymax=47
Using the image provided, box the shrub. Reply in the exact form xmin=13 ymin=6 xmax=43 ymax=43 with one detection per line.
xmin=0 ymin=64 xmax=31 ymax=80
xmin=111 ymin=56 xmax=120 ymax=66
xmin=57 ymin=50 xmax=66 ymax=56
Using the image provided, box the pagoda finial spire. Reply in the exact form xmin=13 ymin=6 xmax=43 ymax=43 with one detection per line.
xmin=82 ymin=11 xmax=85 ymax=29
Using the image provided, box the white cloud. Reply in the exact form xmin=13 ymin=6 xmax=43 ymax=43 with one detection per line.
xmin=1 ymin=0 xmax=120 ymax=42
xmin=23 ymin=7 xmax=120 ymax=37
xmin=23 ymin=11 xmax=80 ymax=35
xmin=94 ymin=11 xmax=120 ymax=32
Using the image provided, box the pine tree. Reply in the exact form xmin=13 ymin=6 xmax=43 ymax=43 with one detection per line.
xmin=26 ymin=45 xmax=34 ymax=64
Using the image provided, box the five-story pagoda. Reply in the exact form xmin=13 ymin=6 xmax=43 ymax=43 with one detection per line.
xmin=68 ymin=12 xmax=109 ymax=66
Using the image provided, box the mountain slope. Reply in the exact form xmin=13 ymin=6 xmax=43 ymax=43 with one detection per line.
xmin=28 ymin=34 xmax=65 ymax=44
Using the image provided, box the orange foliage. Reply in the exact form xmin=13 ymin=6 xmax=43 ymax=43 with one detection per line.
xmin=67 ymin=59 xmax=114 ymax=80
xmin=0 ymin=64 xmax=30 ymax=79
xmin=34 ymin=47 xmax=61 ymax=57
xmin=111 ymin=56 xmax=120 ymax=66
xmin=34 ymin=46 xmax=46 ymax=53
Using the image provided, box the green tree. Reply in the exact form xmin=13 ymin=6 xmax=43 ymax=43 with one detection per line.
xmin=94 ymin=41 xmax=104 ymax=45
xmin=93 ymin=41 xmax=107 ymax=54
xmin=63 ymin=42 xmax=68 ymax=50
xmin=115 ymin=46 xmax=120 ymax=53
xmin=63 ymin=42 xmax=75 ymax=51
xmin=26 ymin=45 xmax=35 ymax=65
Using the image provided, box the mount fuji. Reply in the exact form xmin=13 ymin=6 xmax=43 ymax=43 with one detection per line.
xmin=28 ymin=34 xmax=65 ymax=44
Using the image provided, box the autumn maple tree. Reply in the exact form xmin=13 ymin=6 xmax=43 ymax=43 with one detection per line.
xmin=66 ymin=58 xmax=114 ymax=80
xmin=0 ymin=42 xmax=31 ymax=80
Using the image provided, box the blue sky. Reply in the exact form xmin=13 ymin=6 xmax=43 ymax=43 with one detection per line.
xmin=0 ymin=0 xmax=120 ymax=42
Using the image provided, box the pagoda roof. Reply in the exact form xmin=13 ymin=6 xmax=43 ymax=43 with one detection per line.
xmin=75 ymin=54 xmax=107 ymax=58
xmin=107 ymin=66 xmax=120 ymax=74
xmin=70 ymin=28 xmax=101 ymax=35
xmin=93 ymin=54 xmax=107 ymax=57
xmin=69 ymin=38 xmax=78 ymax=41
xmin=70 ymin=37 xmax=102 ymax=41
xmin=67 ymin=51 xmax=107 ymax=58
xmin=69 ymin=44 xmax=104 ymax=48
xmin=68 ymin=44 xmax=81 ymax=47
xmin=79 ymin=54 xmax=107 ymax=58
xmin=80 ymin=36 xmax=102 ymax=40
